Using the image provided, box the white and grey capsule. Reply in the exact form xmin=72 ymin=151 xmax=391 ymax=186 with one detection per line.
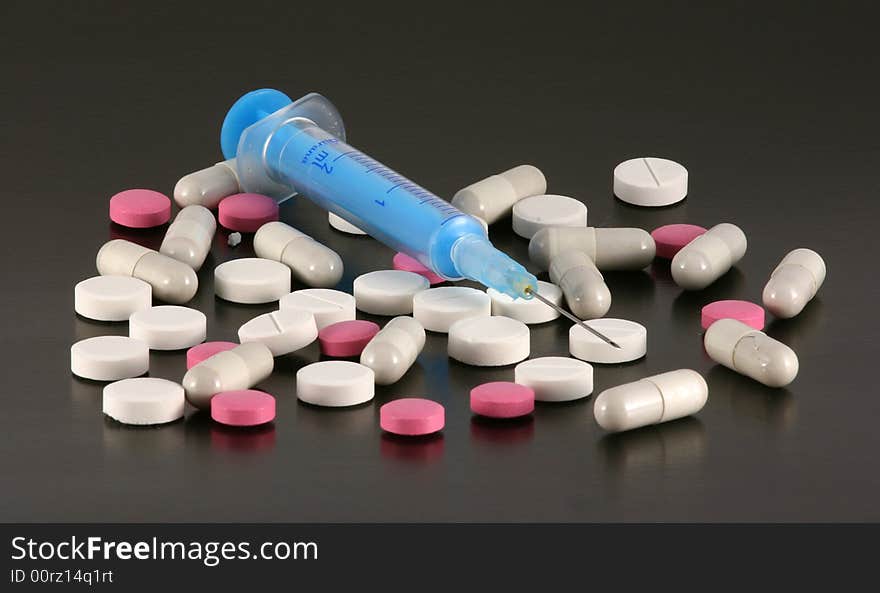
xmin=704 ymin=318 xmax=798 ymax=388
xmin=529 ymin=226 xmax=656 ymax=271
xmin=159 ymin=205 xmax=216 ymax=270
xmin=594 ymin=369 xmax=708 ymax=432
xmin=671 ymin=223 xmax=747 ymax=290
xmin=182 ymin=342 xmax=274 ymax=409
xmin=97 ymin=239 xmax=198 ymax=304
xmin=762 ymin=248 xmax=826 ymax=319
xmin=173 ymin=159 xmax=241 ymax=209
xmin=548 ymin=250 xmax=611 ymax=320
xmin=451 ymin=165 xmax=546 ymax=225
xmin=360 ymin=316 xmax=426 ymax=385
xmin=254 ymin=221 xmax=344 ymax=288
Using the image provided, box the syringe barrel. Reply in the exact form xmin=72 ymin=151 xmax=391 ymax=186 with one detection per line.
xmin=239 ymin=110 xmax=484 ymax=279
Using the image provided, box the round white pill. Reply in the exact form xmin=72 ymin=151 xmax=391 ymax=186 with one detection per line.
xmin=74 ymin=275 xmax=152 ymax=321
xmin=103 ymin=377 xmax=185 ymax=425
xmin=214 ymin=258 xmax=291 ymax=304
xmin=329 ymin=211 xmax=367 ymax=235
xmin=280 ymin=289 xmax=356 ymax=330
xmin=511 ymin=195 xmax=588 ymax=239
xmin=613 ymin=157 xmax=688 ymax=207
xmin=238 ymin=309 xmax=318 ymax=356
xmin=412 ymin=286 xmax=492 ymax=333
xmin=569 ymin=319 xmax=647 ymax=364
xmin=448 ymin=316 xmax=530 ymax=366
xmin=514 ymin=357 xmax=594 ymax=402
xmin=487 ymin=280 xmax=561 ymax=324
xmin=129 ymin=306 xmax=206 ymax=350
xmin=296 ymin=361 xmax=375 ymax=407
xmin=354 ymin=270 xmax=430 ymax=315
xmin=70 ymin=336 xmax=149 ymax=381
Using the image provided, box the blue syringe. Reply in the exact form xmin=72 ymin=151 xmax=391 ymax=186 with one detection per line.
xmin=220 ymin=89 xmax=618 ymax=346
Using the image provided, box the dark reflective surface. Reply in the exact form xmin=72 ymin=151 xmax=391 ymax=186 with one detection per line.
xmin=2 ymin=2 xmax=878 ymax=521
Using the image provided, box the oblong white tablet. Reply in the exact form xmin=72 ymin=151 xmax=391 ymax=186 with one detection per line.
xmin=103 ymin=377 xmax=185 ymax=425
xmin=412 ymin=286 xmax=492 ymax=333
xmin=448 ymin=316 xmax=530 ymax=366
xmin=511 ymin=195 xmax=588 ymax=239
xmin=129 ymin=305 xmax=206 ymax=350
xmin=329 ymin=211 xmax=367 ymax=235
xmin=280 ymin=289 xmax=356 ymax=330
xmin=487 ymin=280 xmax=562 ymax=324
xmin=514 ymin=357 xmax=594 ymax=402
xmin=296 ymin=361 xmax=375 ymax=407
xmin=353 ymin=270 xmax=430 ymax=315
xmin=569 ymin=318 xmax=647 ymax=363
xmin=70 ymin=336 xmax=149 ymax=381
xmin=613 ymin=157 xmax=688 ymax=207
xmin=74 ymin=276 xmax=152 ymax=321
xmin=238 ymin=309 xmax=318 ymax=356
xmin=214 ymin=258 xmax=291 ymax=304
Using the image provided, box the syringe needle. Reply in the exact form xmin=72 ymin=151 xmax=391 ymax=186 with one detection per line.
xmin=526 ymin=288 xmax=622 ymax=349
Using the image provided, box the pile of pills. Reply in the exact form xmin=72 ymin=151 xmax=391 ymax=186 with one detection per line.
xmin=72 ymin=157 xmax=825 ymax=443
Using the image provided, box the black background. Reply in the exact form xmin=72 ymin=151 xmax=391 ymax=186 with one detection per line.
xmin=1 ymin=1 xmax=878 ymax=522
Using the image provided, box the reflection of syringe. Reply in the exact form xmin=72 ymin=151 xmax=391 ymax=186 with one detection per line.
xmin=179 ymin=88 xmax=618 ymax=346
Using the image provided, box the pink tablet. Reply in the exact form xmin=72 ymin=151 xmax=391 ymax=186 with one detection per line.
xmin=392 ymin=252 xmax=445 ymax=285
xmin=701 ymin=300 xmax=765 ymax=330
xmin=186 ymin=341 xmax=238 ymax=369
xmin=380 ymin=398 xmax=445 ymax=436
xmin=109 ymin=189 xmax=171 ymax=228
xmin=211 ymin=390 xmax=276 ymax=426
xmin=470 ymin=382 xmax=535 ymax=418
xmin=318 ymin=320 xmax=380 ymax=357
xmin=651 ymin=224 xmax=707 ymax=259
xmin=218 ymin=193 xmax=279 ymax=232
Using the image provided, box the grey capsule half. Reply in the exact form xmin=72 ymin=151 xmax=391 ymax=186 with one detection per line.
xmin=671 ymin=223 xmax=747 ymax=290
xmin=182 ymin=343 xmax=274 ymax=409
xmin=549 ymin=250 xmax=611 ymax=320
xmin=173 ymin=159 xmax=240 ymax=209
xmin=254 ymin=221 xmax=344 ymax=288
xmin=360 ymin=316 xmax=426 ymax=385
xmin=762 ymin=248 xmax=826 ymax=319
xmin=159 ymin=205 xmax=217 ymax=270
xmin=529 ymin=226 xmax=655 ymax=271
xmin=704 ymin=318 xmax=798 ymax=387
xmin=97 ymin=239 xmax=198 ymax=304
xmin=451 ymin=165 xmax=546 ymax=225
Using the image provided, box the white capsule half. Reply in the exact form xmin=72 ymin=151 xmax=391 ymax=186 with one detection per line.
xmin=594 ymin=369 xmax=708 ymax=432
xmin=529 ymin=226 xmax=656 ymax=271
xmin=360 ymin=316 xmax=426 ymax=385
xmin=182 ymin=342 xmax=274 ymax=409
xmin=704 ymin=318 xmax=798 ymax=387
xmin=173 ymin=159 xmax=240 ymax=209
xmin=159 ymin=205 xmax=216 ymax=270
xmin=671 ymin=223 xmax=747 ymax=290
xmin=451 ymin=165 xmax=546 ymax=225
xmin=762 ymin=248 xmax=826 ymax=319
xmin=548 ymin=250 xmax=611 ymax=320
xmin=254 ymin=221 xmax=343 ymax=288
xmin=96 ymin=239 xmax=198 ymax=304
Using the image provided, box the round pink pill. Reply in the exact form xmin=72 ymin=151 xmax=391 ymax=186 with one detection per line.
xmin=470 ymin=382 xmax=535 ymax=418
xmin=651 ymin=224 xmax=708 ymax=259
xmin=380 ymin=398 xmax=445 ymax=436
xmin=109 ymin=189 xmax=171 ymax=228
xmin=186 ymin=341 xmax=238 ymax=369
xmin=218 ymin=193 xmax=279 ymax=232
xmin=318 ymin=320 xmax=380 ymax=357
xmin=701 ymin=300 xmax=766 ymax=330
xmin=211 ymin=390 xmax=276 ymax=426
xmin=392 ymin=252 xmax=445 ymax=284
